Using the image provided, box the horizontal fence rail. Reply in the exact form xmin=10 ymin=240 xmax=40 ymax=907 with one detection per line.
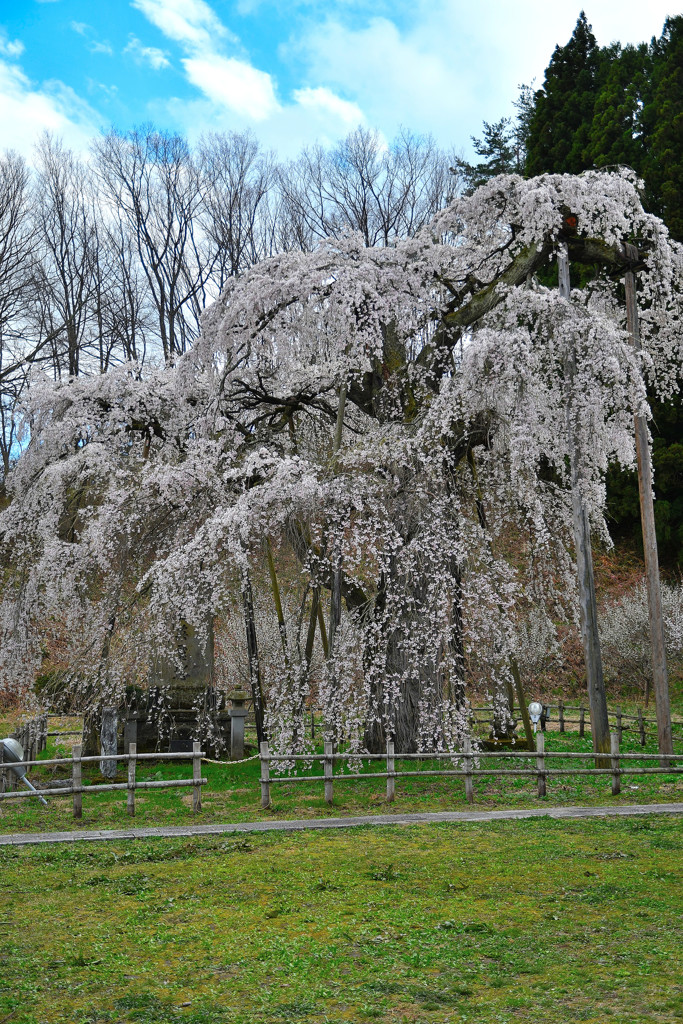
xmin=0 ymin=742 xmax=206 ymax=819
xmin=469 ymin=701 xmax=683 ymax=741
xmin=259 ymin=736 xmax=683 ymax=807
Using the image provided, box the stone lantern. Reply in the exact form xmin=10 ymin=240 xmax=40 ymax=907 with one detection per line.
xmin=229 ymin=690 xmax=249 ymax=759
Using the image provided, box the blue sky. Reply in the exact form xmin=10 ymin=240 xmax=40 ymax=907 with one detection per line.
xmin=0 ymin=0 xmax=678 ymax=161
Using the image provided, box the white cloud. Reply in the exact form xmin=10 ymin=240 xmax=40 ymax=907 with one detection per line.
xmin=0 ymin=34 xmax=25 ymax=59
xmin=182 ymin=54 xmax=280 ymax=120
xmin=70 ymin=21 xmax=114 ymax=57
xmin=132 ymin=0 xmax=283 ymax=123
xmin=288 ymin=0 xmax=679 ymax=156
xmin=90 ymin=41 xmax=114 ymax=56
xmin=293 ymin=86 xmax=364 ymax=128
xmin=131 ymin=0 xmax=234 ymax=51
xmin=124 ymin=35 xmax=171 ymax=70
xmin=293 ymin=15 xmax=475 ymax=146
xmin=0 ymin=60 xmax=100 ymax=159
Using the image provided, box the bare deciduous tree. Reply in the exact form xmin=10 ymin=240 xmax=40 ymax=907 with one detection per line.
xmin=93 ymin=128 xmax=210 ymax=363
xmin=277 ymin=127 xmax=457 ymax=250
xmin=198 ymin=130 xmax=275 ymax=288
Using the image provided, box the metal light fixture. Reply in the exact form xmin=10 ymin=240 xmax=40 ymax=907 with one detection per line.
xmin=1 ymin=738 xmax=48 ymax=805
xmin=528 ymin=701 xmax=543 ymax=734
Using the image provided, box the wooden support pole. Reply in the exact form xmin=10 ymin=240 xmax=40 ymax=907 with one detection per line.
xmin=328 ymin=546 xmax=342 ymax=657
xmin=616 ymin=707 xmax=623 ymax=744
xmin=559 ymin=700 xmax=565 ymax=734
xmin=579 ymin=704 xmax=585 ymax=738
xmin=328 ymin=383 xmax=347 ymax=666
xmin=611 ymin=732 xmax=621 ymax=796
xmin=242 ymin=568 xmax=266 ymax=745
xmin=127 ymin=742 xmax=136 ymax=817
xmin=510 ymin=657 xmax=535 ymax=751
xmin=559 ymin=245 xmax=611 ymax=763
xmin=536 ymin=732 xmax=546 ymax=798
xmin=72 ymin=743 xmax=82 ymax=819
xmin=311 ymin=711 xmax=315 ymax=739
xmin=639 ymin=709 xmax=646 ymax=747
xmin=260 ymin=740 xmax=271 ymax=808
xmin=623 ymin=244 xmax=673 ymax=765
xmin=324 ymin=740 xmax=334 ymax=805
xmin=386 ymin=737 xmax=395 ymax=803
xmin=463 ymin=736 xmax=474 ymax=804
xmin=192 ymin=741 xmax=202 ymax=814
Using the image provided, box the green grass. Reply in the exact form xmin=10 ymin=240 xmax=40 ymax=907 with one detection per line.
xmin=1 ymin=723 xmax=683 ymax=835
xmin=0 ymin=815 xmax=681 ymax=1023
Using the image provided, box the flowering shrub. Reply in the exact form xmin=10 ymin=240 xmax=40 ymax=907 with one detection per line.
xmin=600 ymin=579 xmax=683 ymax=702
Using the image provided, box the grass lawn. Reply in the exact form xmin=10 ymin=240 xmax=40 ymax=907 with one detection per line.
xmin=0 ymin=815 xmax=681 ymax=1023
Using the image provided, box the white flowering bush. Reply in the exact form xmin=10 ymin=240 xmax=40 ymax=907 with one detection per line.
xmin=599 ymin=579 xmax=683 ymax=702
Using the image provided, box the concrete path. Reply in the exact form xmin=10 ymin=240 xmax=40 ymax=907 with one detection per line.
xmin=1 ymin=802 xmax=682 ymax=846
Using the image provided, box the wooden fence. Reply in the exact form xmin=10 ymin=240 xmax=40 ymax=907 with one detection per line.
xmin=0 ymin=741 xmax=206 ymax=818
xmin=470 ymin=701 xmax=683 ymax=745
xmin=259 ymin=735 xmax=683 ymax=807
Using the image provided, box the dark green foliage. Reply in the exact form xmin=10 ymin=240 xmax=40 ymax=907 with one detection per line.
xmin=642 ymin=16 xmax=683 ymax=240
xmin=526 ymin=12 xmax=608 ymax=176
xmin=455 ymin=117 xmax=523 ymax=193
xmin=607 ymin=391 xmax=683 ymax=566
xmin=524 ymin=13 xmax=683 ymax=242
xmin=517 ymin=12 xmax=683 ymax=561
xmin=588 ymin=43 xmax=651 ymax=171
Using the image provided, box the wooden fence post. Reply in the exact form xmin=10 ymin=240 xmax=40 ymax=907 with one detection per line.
xmin=386 ymin=737 xmax=395 ymax=803
xmin=260 ymin=740 xmax=271 ymax=808
xmin=192 ymin=741 xmax=202 ymax=813
xmin=579 ymin=704 xmax=585 ymax=738
xmin=127 ymin=742 xmax=136 ymax=817
xmin=324 ymin=740 xmax=334 ymax=805
xmin=0 ymin=742 xmax=5 ymax=795
xmin=638 ymin=709 xmax=646 ymax=746
xmin=611 ymin=732 xmax=621 ymax=796
xmin=72 ymin=743 xmax=82 ymax=819
xmin=616 ymin=707 xmax=623 ymax=744
xmin=311 ymin=711 xmax=315 ymax=739
xmin=536 ymin=732 xmax=546 ymax=798
xmin=541 ymin=705 xmax=548 ymax=732
xmin=463 ymin=736 xmax=474 ymax=804
xmin=559 ymin=701 xmax=565 ymax=734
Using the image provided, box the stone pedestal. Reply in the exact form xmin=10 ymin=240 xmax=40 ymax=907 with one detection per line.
xmin=100 ymin=706 xmax=118 ymax=778
xmin=229 ymin=692 xmax=249 ymax=760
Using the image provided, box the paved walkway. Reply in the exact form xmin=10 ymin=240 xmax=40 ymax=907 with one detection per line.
xmin=1 ymin=802 xmax=682 ymax=846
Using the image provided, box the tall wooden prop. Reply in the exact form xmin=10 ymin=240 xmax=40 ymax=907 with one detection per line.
xmin=328 ymin=385 xmax=347 ymax=656
xmin=623 ymin=243 xmax=673 ymax=763
xmin=241 ymin=567 xmax=266 ymax=744
xmin=559 ymin=247 xmax=611 ymax=759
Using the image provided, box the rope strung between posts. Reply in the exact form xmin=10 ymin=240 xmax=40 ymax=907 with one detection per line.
xmin=201 ymin=753 xmax=260 ymax=765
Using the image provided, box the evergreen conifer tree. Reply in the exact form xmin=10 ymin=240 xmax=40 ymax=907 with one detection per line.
xmin=642 ymin=16 xmax=683 ymax=241
xmin=588 ymin=43 xmax=651 ymax=172
xmin=526 ymin=12 xmax=607 ymax=176
xmin=454 ymin=118 xmax=522 ymax=194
